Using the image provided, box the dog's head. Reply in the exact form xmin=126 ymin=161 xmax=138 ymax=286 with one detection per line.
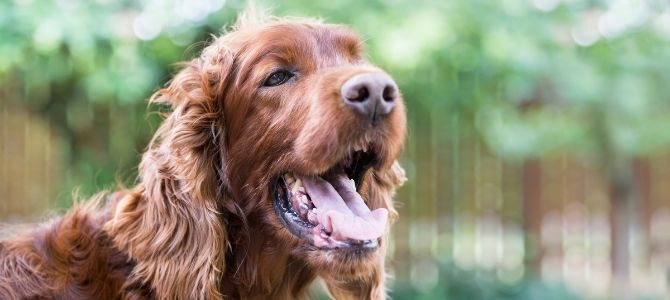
xmin=218 ymin=17 xmax=406 ymax=272
xmin=143 ymin=12 xmax=406 ymax=295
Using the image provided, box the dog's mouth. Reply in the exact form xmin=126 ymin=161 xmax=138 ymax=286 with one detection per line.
xmin=273 ymin=149 xmax=387 ymax=251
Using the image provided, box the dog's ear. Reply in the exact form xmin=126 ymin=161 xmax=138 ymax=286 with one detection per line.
xmin=106 ymin=49 xmax=234 ymax=300
xmin=149 ymin=46 xmax=234 ymax=189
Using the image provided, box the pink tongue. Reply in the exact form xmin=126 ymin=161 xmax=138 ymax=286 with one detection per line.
xmin=299 ymin=174 xmax=388 ymax=241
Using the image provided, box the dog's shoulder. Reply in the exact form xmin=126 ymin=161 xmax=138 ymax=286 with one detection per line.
xmin=0 ymin=192 xmax=148 ymax=299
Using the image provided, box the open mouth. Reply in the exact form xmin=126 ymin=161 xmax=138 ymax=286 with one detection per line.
xmin=273 ymin=149 xmax=388 ymax=250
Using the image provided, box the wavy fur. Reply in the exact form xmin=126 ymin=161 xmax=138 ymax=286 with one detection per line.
xmin=0 ymin=9 xmax=406 ymax=300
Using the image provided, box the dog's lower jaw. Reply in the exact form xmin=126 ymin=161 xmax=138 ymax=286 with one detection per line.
xmin=318 ymin=243 xmax=387 ymax=300
xmin=326 ymin=282 xmax=386 ymax=300
xmin=321 ymin=257 xmax=387 ymax=300
xmin=220 ymin=225 xmax=386 ymax=299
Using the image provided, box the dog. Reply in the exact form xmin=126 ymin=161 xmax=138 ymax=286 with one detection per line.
xmin=0 ymin=9 xmax=406 ymax=300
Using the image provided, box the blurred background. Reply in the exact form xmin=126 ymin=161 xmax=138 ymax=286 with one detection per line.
xmin=1 ymin=0 xmax=670 ymax=299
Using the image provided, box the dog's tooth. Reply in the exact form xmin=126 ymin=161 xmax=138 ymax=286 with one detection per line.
xmin=297 ymin=186 xmax=305 ymax=193
xmin=300 ymin=194 xmax=310 ymax=204
xmin=285 ymin=176 xmax=295 ymax=185
xmin=292 ymin=179 xmax=302 ymax=193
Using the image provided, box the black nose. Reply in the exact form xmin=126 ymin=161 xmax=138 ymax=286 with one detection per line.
xmin=341 ymin=72 xmax=398 ymax=123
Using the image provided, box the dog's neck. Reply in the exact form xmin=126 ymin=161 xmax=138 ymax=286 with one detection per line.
xmin=220 ymin=231 xmax=317 ymax=298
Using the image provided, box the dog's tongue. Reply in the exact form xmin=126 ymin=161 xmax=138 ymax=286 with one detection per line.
xmin=300 ymin=173 xmax=388 ymax=241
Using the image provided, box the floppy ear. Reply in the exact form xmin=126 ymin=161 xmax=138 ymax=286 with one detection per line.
xmin=105 ymin=48 xmax=234 ymax=300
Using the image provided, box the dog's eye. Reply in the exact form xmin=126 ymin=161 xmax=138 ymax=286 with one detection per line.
xmin=263 ymin=70 xmax=294 ymax=87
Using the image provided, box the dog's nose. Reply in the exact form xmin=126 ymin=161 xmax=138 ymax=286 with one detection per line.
xmin=341 ymin=72 xmax=398 ymax=123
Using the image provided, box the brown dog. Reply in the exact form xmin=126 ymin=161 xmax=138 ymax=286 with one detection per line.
xmin=0 ymin=10 xmax=406 ymax=300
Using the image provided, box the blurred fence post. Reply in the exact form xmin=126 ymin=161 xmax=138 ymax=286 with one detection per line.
xmin=522 ymin=159 xmax=542 ymax=276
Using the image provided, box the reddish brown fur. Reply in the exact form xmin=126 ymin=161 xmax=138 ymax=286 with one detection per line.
xmin=0 ymin=11 xmax=406 ymax=300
